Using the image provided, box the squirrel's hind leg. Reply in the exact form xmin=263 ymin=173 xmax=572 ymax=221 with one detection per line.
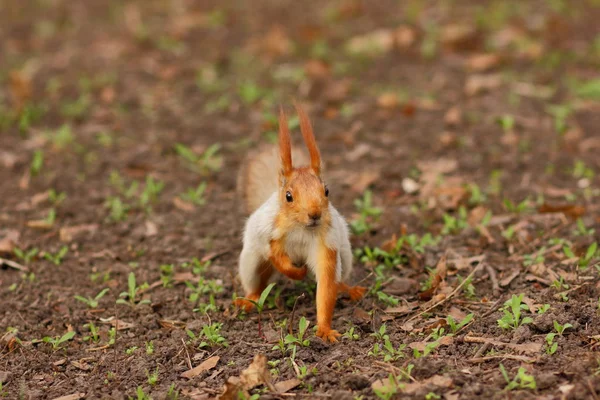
xmin=235 ymin=248 xmax=273 ymax=312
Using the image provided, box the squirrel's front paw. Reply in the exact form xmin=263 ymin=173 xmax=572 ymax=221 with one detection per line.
xmin=316 ymin=327 xmax=341 ymax=343
xmin=234 ymin=296 xmax=258 ymax=312
xmin=286 ymin=265 xmax=308 ymax=280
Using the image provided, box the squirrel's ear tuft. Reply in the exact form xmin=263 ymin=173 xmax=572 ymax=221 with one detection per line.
xmin=294 ymin=102 xmax=321 ymax=176
xmin=278 ymin=106 xmax=293 ymax=177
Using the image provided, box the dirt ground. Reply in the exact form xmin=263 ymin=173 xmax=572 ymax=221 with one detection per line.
xmin=1 ymin=0 xmax=600 ymax=399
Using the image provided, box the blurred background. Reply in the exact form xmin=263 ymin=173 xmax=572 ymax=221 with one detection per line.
xmin=1 ymin=0 xmax=600 ymax=398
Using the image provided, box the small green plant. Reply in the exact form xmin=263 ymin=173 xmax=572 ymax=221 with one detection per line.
xmin=105 ymin=196 xmax=129 ymax=222
xmin=284 ymin=316 xmax=311 ymax=348
xmin=468 ymin=183 xmax=487 ymax=205
xmin=441 ymin=206 xmax=468 ymax=235
xmin=139 ymin=176 xmax=164 ymax=210
xmin=147 ymin=367 xmax=159 ymax=385
xmin=497 ymin=294 xmax=533 ymax=330
xmin=553 ymin=320 xmax=573 ymax=336
xmin=30 ymin=149 xmax=44 ymax=176
xmin=350 ymin=190 xmax=382 ymax=234
xmin=446 ymin=313 xmax=474 ymax=334
xmin=523 ymin=247 xmax=546 ymax=267
xmin=412 ymin=341 xmax=440 ymax=359
xmin=578 ymin=242 xmax=598 ymax=269
xmin=545 ymin=332 xmax=558 ymax=355
xmin=117 ymin=272 xmax=150 ymax=306
xmin=503 ymin=198 xmax=531 ymax=214
xmin=82 ymin=322 xmax=100 ymax=343
xmin=48 ymin=189 xmax=67 ymax=206
xmin=126 ymin=346 xmax=139 ymax=355
xmin=44 ymin=246 xmax=68 ymax=265
xmin=41 ymin=331 xmax=76 ymax=350
xmin=187 ymin=322 xmax=228 ymax=348
xmin=180 ymin=182 xmax=208 ymax=206
xmin=146 ymin=341 xmax=154 ymax=355
xmin=166 ymin=383 xmax=179 ymax=400
xmin=74 ymin=288 xmax=110 ymax=308
xmin=135 ymin=386 xmax=151 ymax=400
xmin=574 ymin=218 xmax=595 ymax=236
xmin=499 ymin=364 xmax=536 ymax=391
xmin=174 ymin=143 xmax=223 ymax=174
xmin=342 ymin=326 xmax=360 ymax=341
xmin=537 ymin=304 xmax=551 ymax=314
xmin=13 ymin=247 xmax=39 ymax=263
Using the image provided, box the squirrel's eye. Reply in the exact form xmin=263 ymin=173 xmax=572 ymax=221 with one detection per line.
xmin=285 ymin=191 xmax=293 ymax=202
xmin=325 ymin=186 xmax=329 ymax=197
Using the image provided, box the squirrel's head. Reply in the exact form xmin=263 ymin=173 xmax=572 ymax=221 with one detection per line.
xmin=277 ymin=104 xmax=330 ymax=231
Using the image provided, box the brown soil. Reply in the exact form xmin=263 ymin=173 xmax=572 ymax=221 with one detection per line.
xmin=1 ymin=1 xmax=600 ymax=399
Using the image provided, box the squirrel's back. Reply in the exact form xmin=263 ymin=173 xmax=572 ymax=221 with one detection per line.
xmin=237 ymin=145 xmax=310 ymax=215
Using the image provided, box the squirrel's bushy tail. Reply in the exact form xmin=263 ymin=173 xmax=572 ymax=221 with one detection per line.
xmin=237 ymin=146 xmax=308 ymax=215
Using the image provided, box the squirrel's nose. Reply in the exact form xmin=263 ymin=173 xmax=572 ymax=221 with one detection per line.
xmin=309 ymin=212 xmax=321 ymax=222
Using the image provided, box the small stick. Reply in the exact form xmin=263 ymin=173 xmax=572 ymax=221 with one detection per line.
xmin=0 ymin=257 xmax=28 ymax=271
xmin=586 ymin=378 xmax=600 ymax=400
xmin=181 ymin=338 xmax=192 ymax=370
xmin=484 ymin=264 xmax=500 ymax=296
xmin=287 ymin=293 xmax=305 ymax=336
xmin=469 ymin=354 xmax=536 ymax=363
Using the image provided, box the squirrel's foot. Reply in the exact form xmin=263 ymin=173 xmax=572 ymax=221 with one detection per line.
xmin=347 ymin=285 xmax=367 ymax=301
xmin=234 ymin=293 xmax=259 ymax=312
xmin=316 ymin=327 xmax=340 ymax=343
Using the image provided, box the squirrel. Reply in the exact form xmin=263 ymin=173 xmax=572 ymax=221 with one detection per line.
xmin=234 ymin=104 xmax=366 ymax=343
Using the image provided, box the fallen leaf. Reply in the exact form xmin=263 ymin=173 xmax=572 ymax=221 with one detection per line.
xmin=323 ymin=79 xmax=351 ymax=104
xmin=345 ymin=29 xmax=395 ymax=57
xmin=352 ymin=308 xmax=371 ymax=323
xmin=419 ymin=255 xmax=447 ymax=300
xmin=0 ymin=230 xmax=20 ymax=255
xmin=173 ymin=197 xmax=195 ymax=212
xmin=51 ymin=394 xmax=86 ymax=400
xmin=385 ymin=302 xmax=419 ymax=315
xmin=447 ymin=307 xmax=468 ymax=322
xmin=404 ymin=375 xmax=453 ymax=394
xmin=0 ymin=151 xmax=18 ymax=168
xmin=538 ymin=203 xmax=585 ymax=220
xmin=444 ymin=106 xmax=462 ymax=127
xmin=499 ymin=269 xmax=520 ymax=287
xmin=9 ymin=70 xmax=32 ymax=112
xmin=441 ymin=23 xmax=478 ymax=49
xmin=59 ymin=224 xmax=98 ymax=243
xmin=464 ymin=74 xmax=503 ymax=96
xmin=350 ymin=171 xmax=380 ymax=193
xmin=240 ymin=354 xmax=272 ymax=390
xmin=158 ymin=319 xmax=186 ymax=329
xmin=466 ymin=53 xmax=501 ymax=72
xmin=70 ymin=361 xmax=91 ymax=371
xmin=304 ymin=59 xmax=330 ymax=79
xmin=468 ymin=206 xmax=488 ymax=226
xmin=99 ymin=317 xmax=135 ymax=330
xmin=345 ymin=143 xmax=371 ymax=162
xmin=394 ymin=25 xmax=416 ymax=48
xmin=274 ymin=378 xmax=301 ymax=393
xmin=377 ymin=93 xmax=399 ymax=109
xmin=181 ymin=356 xmax=220 ymax=379
xmin=145 ymin=220 xmax=158 ymax=237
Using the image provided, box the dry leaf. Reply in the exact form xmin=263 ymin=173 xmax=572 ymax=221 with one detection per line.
xmin=9 ymin=70 xmax=32 ymax=112
xmin=305 ymin=59 xmax=330 ymax=79
xmin=274 ymin=378 xmax=301 ymax=393
xmin=99 ymin=317 xmax=135 ymax=330
xmin=70 ymin=361 xmax=91 ymax=371
xmin=346 ymin=143 xmax=371 ymax=162
xmin=441 ymin=23 xmax=477 ymax=48
xmin=0 ymin=230 xmax=20 ymax=255
xmin=323 ymin=79 xmax=351 ymax=104
xmin=27 ymin=219 xmax=54 ymax=230
xmin=468 ymin=206 xmax=488 ymax=226
xmin=173 ymin=197 xmax=195 ymax=212
xmin=181 ymin=356 xmax=219 ymax=379
xmin=467 ymin=53 xmax=501 ymax=72
xmin=538 ymin=203 xmax=585 ymax=220
xmin=465 ymin=74 xmax=502 ymax=96
xmin=145 ymin=220 xmax=158 ymax=237
xmin=419 ymin=255 xmax=447 ymax=300
xmin=240 ymin=354 xmax=272 ymax=390
xmin=59 ymin=224 xmax=98 ymax=243
xmin=404 ymin=375 xmax=453 ymax=394
xmin=51 ymin=394 xmax=86 ymax=400
xmin=394 ymin=25 xmax=416 ymax=48
xmin=444 ymin=106 xmax=462 ymax=127
xmin=345 ymin=29 xmax=395 ymax=56
xmin=377 ymin=93 xmax=399 ymax=109
xmin=499 ymin=269 xmax=520 ymax=287
xmin=350 ymin=171 xmax=380 ymax=193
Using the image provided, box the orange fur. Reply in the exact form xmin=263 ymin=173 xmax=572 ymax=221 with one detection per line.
xmin=269 ymin=239 xmax=308 ymax=281
xmin=295 ymin=103 xmax=321 ymax=176
xmin=337 ymin=282 xmax=367 ymax=301
xmin=315 ymin=243 xmax=341 ymax=343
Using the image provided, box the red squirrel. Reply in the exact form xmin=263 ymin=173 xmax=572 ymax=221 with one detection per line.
xmin=234 ymin=104 xmax=366 ymax=343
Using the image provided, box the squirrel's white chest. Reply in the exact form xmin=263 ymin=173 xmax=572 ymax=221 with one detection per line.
xmin=284 ymin=228 xmax=318 ymax=266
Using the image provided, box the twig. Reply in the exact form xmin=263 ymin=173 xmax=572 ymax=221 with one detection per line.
xmin=287 ymin=293 xmax=305 ymax=336
xmin=481 ymin=297 xmax=504 ymax=318
xmin=0 ymin=257 xmax=28 ymax=271
xmin=586 ymin=378 xmax=600 ymax=400
xmin=472 ymin=342 xmax=490 ymax=359
xmin=181 ymin=338 xmax=192 ymax=370
xmin=484 ymin=264 xmax=500 ymax=296
xmin=469 ymin=354 xmax=537 ymax=363
xmin=114 ymin=304 xmax=119 ymax=377
xmin=406 ymin=263 xmax=483 ymax=323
